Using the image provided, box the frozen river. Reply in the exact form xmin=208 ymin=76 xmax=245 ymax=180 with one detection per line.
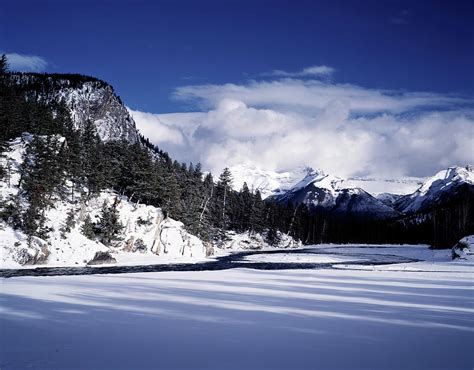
xmin=0 ymin=245 xmax=425 ymax=278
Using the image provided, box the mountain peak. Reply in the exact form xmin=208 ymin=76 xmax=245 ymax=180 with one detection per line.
xmin=229 ymin=164 xmax=317 ymax=199
xmin=396 ymin=165 xmax=474 ymax=213
xmin=291 ymin=170 xmax=344 ymax=195
xmin=418 ymin=165 xmax=474 ymax=197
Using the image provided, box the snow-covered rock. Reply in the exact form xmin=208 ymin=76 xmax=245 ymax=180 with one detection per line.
xmin=0 ymin=190 xmax=208 ymax=268
xmin=12 ymin=73 xmax=139 ymax=143
xmin=396 ymin=166 xmax=474 ymax=213
xmin=452 ymin=235 xmax=474 ymax=261
xmin=219 ymin=231 xmax=302 ymax=251
xmin=87 ymin=251 xmax=117 ymax=265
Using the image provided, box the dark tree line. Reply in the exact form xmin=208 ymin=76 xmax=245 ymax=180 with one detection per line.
xmin=1 ymin=56 xmax=472 ymax=248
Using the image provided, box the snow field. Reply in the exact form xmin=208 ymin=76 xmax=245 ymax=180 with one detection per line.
xmin=1 ymin=264 xmax=473 ymax=369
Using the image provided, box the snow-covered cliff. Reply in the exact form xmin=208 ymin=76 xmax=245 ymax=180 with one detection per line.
xmin=12 ymin=73 xmax=139 ymax=143
xmin=0 ymin=190 xmax=209 ymax=269
xmin=0 ymin=136 xmax=207 ymax=268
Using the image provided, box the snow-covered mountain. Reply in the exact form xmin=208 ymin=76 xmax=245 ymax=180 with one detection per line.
xmin=330 ymin=188 xmax=400 ymax=219
xmin=258 ymin=165 xmax=473 ymax=220
xmin=229 ymin=164 xmax=313 ymax=199
xmin=269 ymin=168 xmax=344 ymax=206
xmin=230 ymin=164 xmax=423 ymax=199
xmin=12 ymin=73 xmax=139 ymax=143
xmin=395 ymin=166 xmax=474 ymax=213
xmin=376 ymin=192 xmax=403 ymax=207
xmin=267 ymin=168 xmax=399 ymax=219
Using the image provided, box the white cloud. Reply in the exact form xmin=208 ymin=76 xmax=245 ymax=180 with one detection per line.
xmin=132 ymin=68 xmax=474 ymax=179
xmin=271 ymin=65 xmax=335 ymax=78
xmin=174 ymin=79 xmax=467 ymax=114
xmin=5 ymin=53 xmax=48 ymax=72
xmin=153 ymin=103 xmax=473 ymax=179
xmin=128 ymin=108 xmax=185 ymax=145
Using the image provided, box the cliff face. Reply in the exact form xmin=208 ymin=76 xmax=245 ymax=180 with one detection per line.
xmin=11 ymin=73 xmax=140 ymax=143
xmin=58 ymin=80 xmax=139 ymax=143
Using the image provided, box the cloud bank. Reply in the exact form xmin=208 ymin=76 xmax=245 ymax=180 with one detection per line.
xmin=173 ymin=78 xmax=468 ymax=114
xmin=5 ymin=53 xmax=48 ymax=72
xmin=132 ymin=66 xmax=474 ymax=179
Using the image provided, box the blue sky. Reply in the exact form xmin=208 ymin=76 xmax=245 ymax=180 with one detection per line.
xmin=1 ymin=0 xmax=473 ymax=177
xmin=1 ymin=0 xmax=473 ymax=113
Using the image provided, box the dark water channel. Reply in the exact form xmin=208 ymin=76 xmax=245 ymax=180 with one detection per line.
xmin=0 ymin=246 xmax=422 ymax=278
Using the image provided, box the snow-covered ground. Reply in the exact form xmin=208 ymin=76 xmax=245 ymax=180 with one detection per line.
xmin=0 ymin=189 xmax=209 ymax=269
xmin=241 ymin=252 xmax=359 ymax=264
xmin=1 ymin=245 xmax=473 ymax=370
xmin=239 ymin=244 xmax=474 ymax=272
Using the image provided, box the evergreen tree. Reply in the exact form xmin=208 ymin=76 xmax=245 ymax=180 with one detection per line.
xmin=0 ymin=194 xmax=22 ymax=229
xmin=96 ymin=198 xmax=123 ymax=245
xmin=180 ymin=162 xmax=205 ymax=235
xmin=214 ymin=168 xmax=233 ymax=233
xmin=249 ymin=190 xmax=265 ymax=235
xmin=60 ymin=208 xmax=76 ymax=238
xmin=19 ymin=135 xmax=65 ymax=240
xmin=0 ymin=54 xmax=7 ymax=75
xmin=161 ymin=171 xmax=182 ymax=219
xmin=22 ymin=191 xmax=50 ymax=242
xmin=80 ymin=120 xmax=104 ymax=196
xmin=265 ymin=225 xmax=281 ymax=246
xmin=81 ymin=214 xmax=96 ymax=240
xmin=196 ymin=173 xmax=215 ymax=240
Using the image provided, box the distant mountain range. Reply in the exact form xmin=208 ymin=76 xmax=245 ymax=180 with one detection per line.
xmin=230 ymin=164 xmax=474 ymax=221
xmin=230 ymin=164 xmax=423 ymax=198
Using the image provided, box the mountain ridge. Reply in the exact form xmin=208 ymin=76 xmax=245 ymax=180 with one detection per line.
xmin=231 ymin=164 xmax=474 ymax=225
xmin=395 ymin=166 xmax=474 ymax=214
xmin=229 ymin=164 xmax=424 ymax=199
